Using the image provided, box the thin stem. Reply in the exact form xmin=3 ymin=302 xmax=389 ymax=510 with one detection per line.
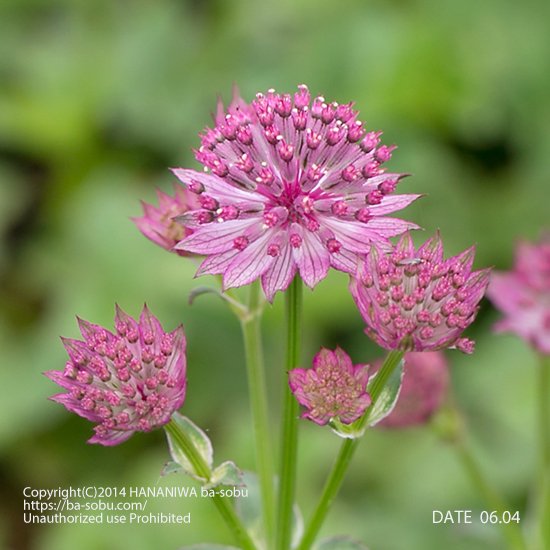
xmin=539 ymin=355 xmax=550 ymax=474
xmin=454 ymin=438 xmax=527 ymax=550
xmin=165 ymin=419 xmax=257 ymax=550
xmin=276 ymin=276 xmax=303 ymax=550
xmin=536 ymin=354 xmax=550 ymax=549
xmin=297 ymin=438 xmax=358 ymax=550
xmin=240 ymin=281 xmax=275 ymax=547
xmin=297 ymin=350 xmax=404 ymax=550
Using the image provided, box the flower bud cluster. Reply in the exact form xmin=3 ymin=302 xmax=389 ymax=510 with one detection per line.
xmin=350 ymin=233 xmax=490 ymax=353
xmin=46 ymin=306 xmax=186 ymax=445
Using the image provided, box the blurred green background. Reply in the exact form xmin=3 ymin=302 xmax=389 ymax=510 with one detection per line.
xmin=1 ymin=0 xmax=548 ymax=549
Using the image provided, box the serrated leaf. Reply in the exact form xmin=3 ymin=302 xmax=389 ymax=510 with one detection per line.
xmin=366 ymin=358 xmax=404 ymax=427
xmin=165 ymin=413 xmax=213 ymax=482
xmin=206 ymin=461 xmax=244 ymax=489
xmin=161 ymin=460 xmax=184 ymax=476
xmin=316 ymin=535 xmax=370 ymax=549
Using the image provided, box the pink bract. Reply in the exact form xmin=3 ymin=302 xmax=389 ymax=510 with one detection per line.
xmin=172 ymin=85 xmax=420 ymax=300
xmin=350 ymin=233 xmax=490 ymax=353
xmin=45 ymin=305 xmax=186 ymax=446
xmin=132 ymin=183 xmax=200 ymax=256
xmin=288 ymin=347 xmax=371 ymax=425
xmin=377 ymin=351 xmax=449 ymax=428
xmin=487 ymin=233 xmax=550 ymax=354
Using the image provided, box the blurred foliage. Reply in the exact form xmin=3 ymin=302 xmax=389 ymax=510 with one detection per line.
xmin=0 ymin=0 xmax=548 ymax=549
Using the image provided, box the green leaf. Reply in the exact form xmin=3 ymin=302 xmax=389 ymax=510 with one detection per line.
xmin=329 ymin=417 xmax=365 ymax=439
xmin=329 ymin=357 xmax=405 ymax=438
xmin=234 ymin=472 xmax=264 ymax=548
xmin=366 ymin=358 xmax=404 ymax=427
xmin=316 ymin=535 xmax=370 ymax=549
xmin=166 ymin=413 xmax=213 ymax=481
xmin=206 ymin=461 xmax=244 ymax=489
xmin=179 ymin=545 xmax=240 ymax=550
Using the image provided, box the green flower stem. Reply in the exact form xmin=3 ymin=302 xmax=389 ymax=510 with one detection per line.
xmin=536 ymin=354 xmax=550 ymax=549
xmin=240 ymin=281 xmax=275 ymax=547
xmin=539 ymin=354 xmax=550 ymax=474
xmin=297 ymin=438 xmax=358 ymax=550
xmin=454 ymin=437 xmax=527 ymax=550
xmin=297 ymin=350 xmax=404 ymax=550
xmin=164 ymin=419 xmax=257 ymax=550
xmin=276 ymin=276 xmax=303 ymax=550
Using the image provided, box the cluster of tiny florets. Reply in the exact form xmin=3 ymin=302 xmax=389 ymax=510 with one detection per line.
xmin=132 ymin=184 xmax=199 ymax=255
xmin=488 ymin=233 xmax=550 ymax=353
xmin=288 ymin=347 xmax=371 ymax=425
xmin=46 ymin=306 xmax=186 ymax=445
xmin=172 ymin=85 xmax=419 ymax=300
xmin=350 ymin=233 xmax=490 ymax=353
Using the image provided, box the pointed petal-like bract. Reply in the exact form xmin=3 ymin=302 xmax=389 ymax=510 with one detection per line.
xmin=261 ymin=242 xmax=297 ymax=302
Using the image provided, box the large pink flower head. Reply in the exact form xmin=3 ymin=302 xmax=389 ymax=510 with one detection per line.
xmin=132 ymin=183 xmax=200 ymax=256
xmin=45 ymin=305 xmax=186 ymax=446
xmin=350 ymin=233 xmax=490 ymax=354
xmin=377 ymin=351 xmax=449 ymax=428
xmin=487 ymin=233 xmax=550 ymax=354
xmin=172 ymin=85 xmax=419 ymax=300
xmin=288 ymin=347 xmax=371 ymax=425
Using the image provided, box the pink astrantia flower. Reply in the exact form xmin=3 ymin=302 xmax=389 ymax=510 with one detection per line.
xmin=132 ymin=183 xmax=200 ymax=256
xmin=172 ymin=85 xmax=420 ymax=300
xmin=487 ymin=233 xmax=550 ymax=354
xmin=377 ymin=351 xmax=449 ymax=428
xmin=350 ymin=233 xmax=490 ymax=354
xmin=45 ymin=305 xmax=186 ymax=446
xmin=288 ymin=347 xmax=371 ymax=425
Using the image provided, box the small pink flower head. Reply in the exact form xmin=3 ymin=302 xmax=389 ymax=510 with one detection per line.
xmin=487 ymin=233 xmax=550 ymax=354
xmin=376 ymin=351 xmax=449 ymax=428
xmin=45 ymin=305 xmax=186 ymax=446
xmin=288 ymin=347 xmax=371 ymax=425
xmin=350 ymin=232 xmax=490 ymax=353
xmin=172 ymin=85 xmax=420 ymax=300
xmin=132 ymin=183 xmax=200 ymax=256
